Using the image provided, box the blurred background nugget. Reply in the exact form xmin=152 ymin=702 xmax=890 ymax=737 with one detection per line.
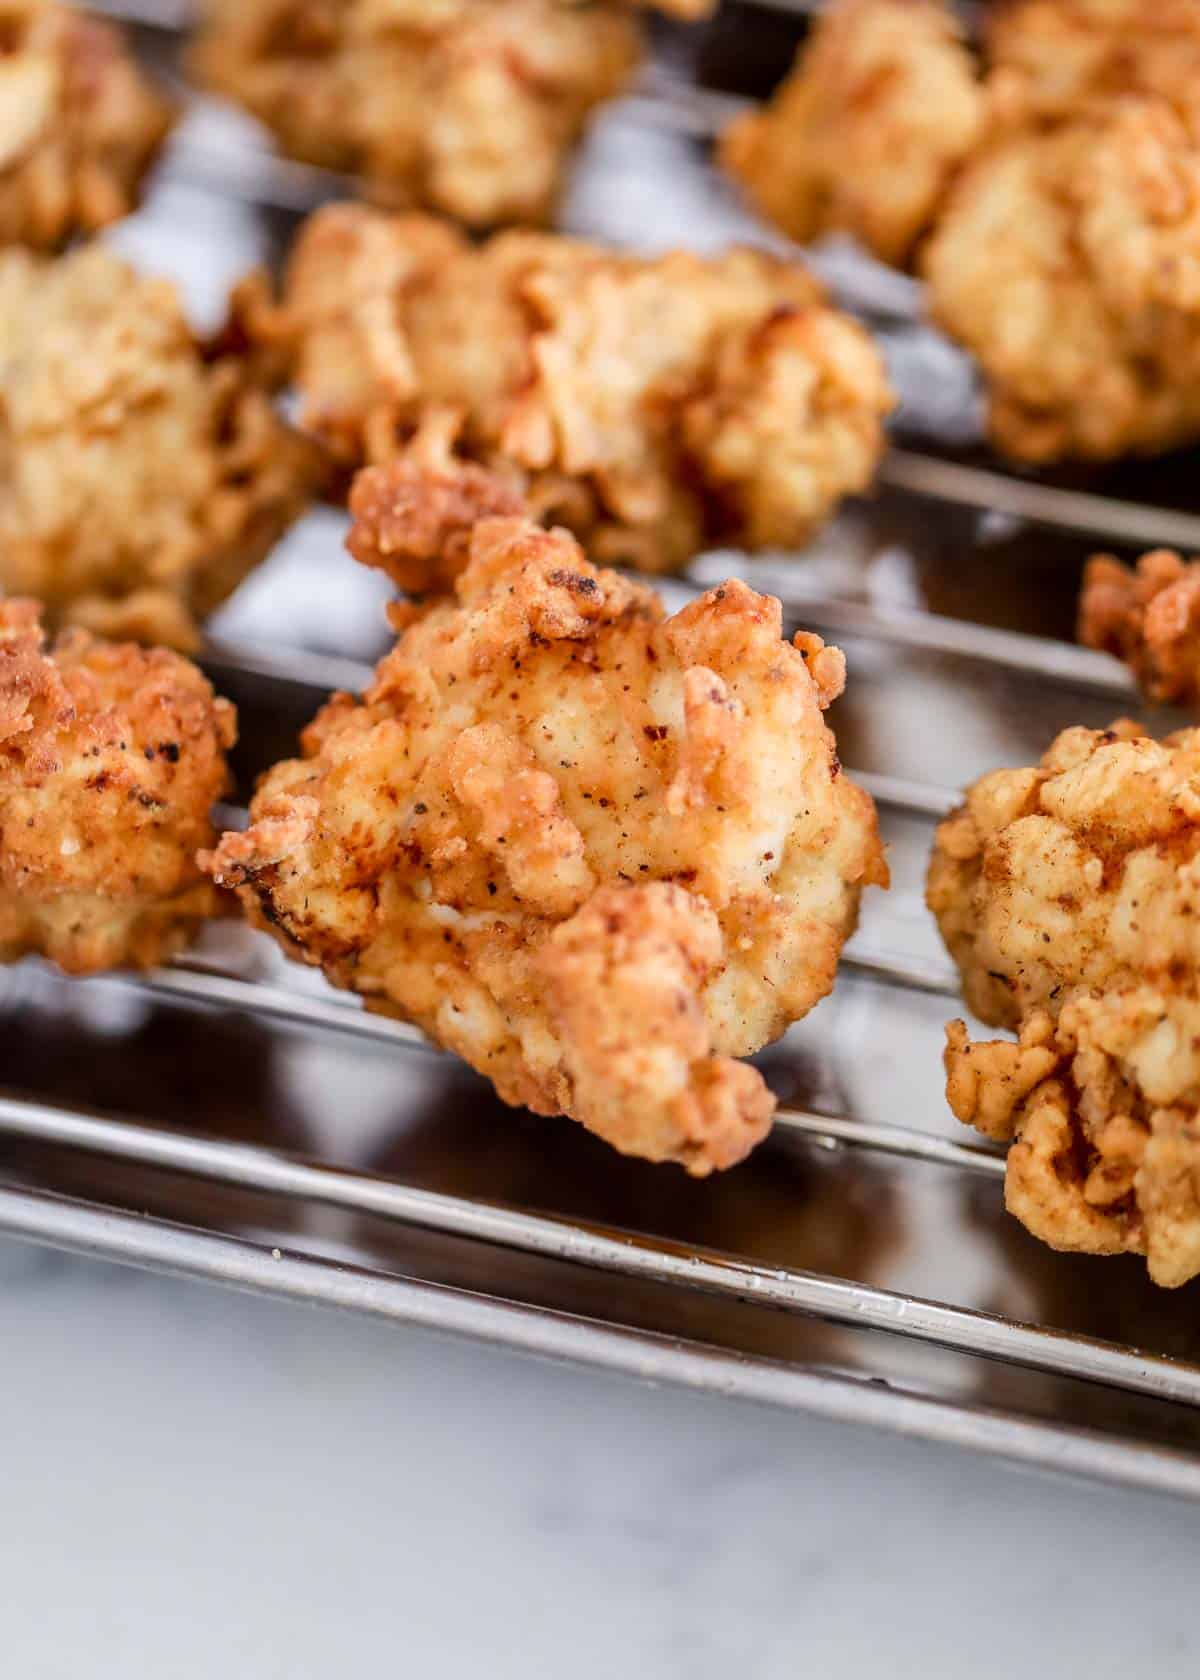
xmin=192 ymin=0 xmax=711 ymax=230
xmin=0 ymin=0 xmax=173 ymax=248
xmin=724 ymin=0 xmax=1200 ymax=468
xmin=241 ymin=203 xmax=895 ymax=573
xmin=0 ymin=243 xmax=322 ymax=651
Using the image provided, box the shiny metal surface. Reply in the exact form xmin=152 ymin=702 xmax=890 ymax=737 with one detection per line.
xmin=3 ymin=0 xmax=1200 ymax=1498
xmin=8 ymin=1180 xmax=1200 ymax=1503
xmin=879 ymin=449 xmax=1200 ymax=554
xmin=12 ymin=1093 xmax=1194 ymax=1406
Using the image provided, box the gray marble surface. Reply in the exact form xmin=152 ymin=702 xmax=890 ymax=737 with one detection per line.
xmin=1 ymin=1235 xmax=1195 ymax=1679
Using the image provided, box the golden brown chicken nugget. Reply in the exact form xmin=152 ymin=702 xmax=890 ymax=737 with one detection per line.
xmin=0 ymin=0 xmax=173 ymax=249
xmin=0 ymin=599 xmax=235 ymax=973
xmin=923 ymin=95 xmax=1200 ymax=463
xmin=929 ymin=722 xmax=1200 ymax=1286
xmin=721 ymin=0 xmax=983 ymax=267
xmin=1079 ymin=549 xmax=1200 ymax=707
xmin=246 ymin=203 xmax=894 ymax=574
xmin=191 ymin=0 xmax=709 ymax=230
xmin=0 ymin=243 xmax=322 ymax=650
xmin=206 ymin=463 xmax=887 ymax=1171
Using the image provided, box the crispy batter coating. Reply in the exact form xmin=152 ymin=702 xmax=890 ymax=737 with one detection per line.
xmin=0 ymin=599 xmax=235 ymax=973
xmin=346 ymin=443 xmax=528 ymax=595
xmin=246 ymin=203 xmax=894 ymax=573
xmin=192 ymin=0 xmax=669 ymax=230
xmin=0 ymin=243 xmax=322 ymax=650
xmin=720 ymin=0 xmax=983 ymax=268
xmin=923 ymin=94 xmax=1200 ymax=462
xmin=928 ymin=722 xmax=1200 ymax=1285
xmin=205 ymin=468 xmax=887 ymax=1170
xmin=0 ymin=0 xmax=173 ymax=249
xmin=1080 ymin=549 xmax=1200 ymax=707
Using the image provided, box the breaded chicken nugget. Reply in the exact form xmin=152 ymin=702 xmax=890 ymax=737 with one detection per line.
xmin=0 ymin=243 xmax=322 ymax=650
xmin=192 ymin=0 xmax=704 ymax=231
xmin=929 ymin=722 xmax=1200 ymax=1286
xmin=986 ymin=0 xmax=1200 ymax=131
xmin=923 ymin=95 xmax=1200 ymax=462
xmin=0 ymin=0 xmax=173 ymax=249
xmin=0 ymin=599 xmax=235 ymax=973
xmin=721 ymin=0 xmax=983 ymax=268
xmin=722 ymin=0 xmax=1200 ymax=466
xmin=244 ymin=203 xmax=894 ymax=573
xmin=1080 ymin=549 xmax=1200 ymax=706
xmin=205 ymin=465 xmax=887 ymax=1171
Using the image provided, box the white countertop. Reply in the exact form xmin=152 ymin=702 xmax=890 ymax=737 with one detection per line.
xmin=1 ymin=1236 xmax=1195 ymax=1678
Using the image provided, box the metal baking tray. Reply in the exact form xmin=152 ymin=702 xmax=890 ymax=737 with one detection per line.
xmin=5 ymin=0 xmax=1200 ymax=1500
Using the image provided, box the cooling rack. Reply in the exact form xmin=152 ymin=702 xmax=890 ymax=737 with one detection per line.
xmin=4 ymin=0 xmax=1200 ymax=1502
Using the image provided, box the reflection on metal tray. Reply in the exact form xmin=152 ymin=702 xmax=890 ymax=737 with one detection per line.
xmin=3 ymin=0 xmax=1200 ymax=1503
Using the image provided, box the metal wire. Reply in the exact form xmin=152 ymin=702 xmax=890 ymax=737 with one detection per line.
xmin=880 ymin=451 xmax=1200 ymax=555
xmin=4 ymin=1176 xmax=1197 ymax=1502
xmin=8 ymin=1092 xmax=1193 ymax=1407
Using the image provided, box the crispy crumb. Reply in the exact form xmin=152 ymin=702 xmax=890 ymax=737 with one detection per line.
xmin=346 ymin=419 xmax=527 ymax=594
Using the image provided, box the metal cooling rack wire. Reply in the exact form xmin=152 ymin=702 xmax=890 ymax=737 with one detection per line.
xmin=4 ymin=1173 xmax=1199 ymax=1501
xmin=1 ymin=1080 xmax=1199 ymax=1412
xmin=0 ymin=1088 xmax=1182 ymax=1404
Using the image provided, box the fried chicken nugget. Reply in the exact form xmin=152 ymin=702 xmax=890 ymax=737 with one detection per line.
xmin=244 ymin=203 xmax=894 ymax=573
xmin=720 ymin=0 xmax=983 ymax=268
xmin=205 ymin=464 xmax=887 ymax=1171
xmin=1079 ymin=549 xmax=1200 ymax=706
xmin=723 ymin=0 xmax=1200 ymax=465
xmin=191 ymin=0 xmax=704 ymax=231
xmin=986 ymin=0 xmax=1200 ymax=131
xmin=928 ymin=722 xmax=1200 ymax=1286
xmin=0 ymin=599 xmax=235 ymax=973
xmin=0 ymin=243 xmax=322 ymax=650
xmin=0 ymin=0 xmax=174 ymax=249
xmin=923 ymin=94 xmax=1200 ymax=462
